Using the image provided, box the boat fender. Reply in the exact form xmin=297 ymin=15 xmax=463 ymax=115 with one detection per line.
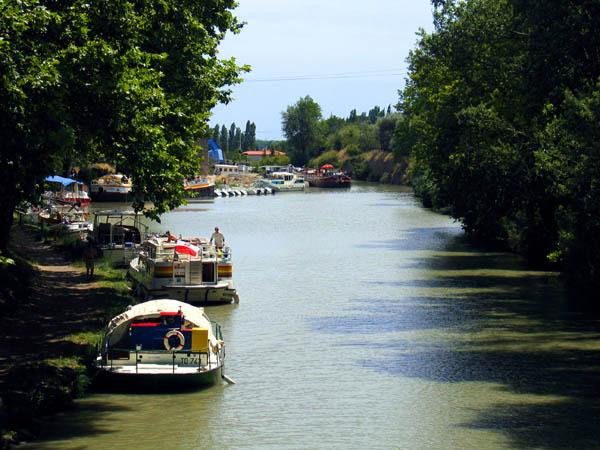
xmin=163 ymin=330 xmax=185 ymax=351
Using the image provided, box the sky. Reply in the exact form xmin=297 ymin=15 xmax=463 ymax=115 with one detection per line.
xmin=210 ymin=0 xmax=435 ymax=140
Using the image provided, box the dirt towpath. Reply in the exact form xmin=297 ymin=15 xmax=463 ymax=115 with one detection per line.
xmin=0 ymin=226 xmax=127 ymax=385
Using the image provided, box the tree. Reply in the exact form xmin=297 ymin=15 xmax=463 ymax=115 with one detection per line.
xmin=368 ymin=106 xmax=384 ymax=124
xmin=212 ymin=125 xmax=221 ymax=143
xmin=228 ymin=123 xmax=237 ymax=153
xmin=323 ymin=115 xmax=346 ymax=136
xmin=399 ymin=0 xmax=600 ymax=290
xmin=282 ymin=96 xmax=323 ymax=166
xmin=377 ymin=116 xmax=397 ymax=151
xmin=348 ymin=109 xmax=358 ymax=123
xmin=220 ymin=125 xmax=229 ymax=155
xmin=234 ymin=127 xmax=242 ymax=151
xmin=326 ymin=123 xmax=378 ymax=155
xmin=248 ymin=122 xmax=256 ymax=150
xmin=242 ymin=120 xmax=251 ymax=150
xmin=0 ymin=0 xmax=248 ymax=249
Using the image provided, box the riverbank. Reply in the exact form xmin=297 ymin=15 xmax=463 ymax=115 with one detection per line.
xmin=0 ymin=226 xmax=133 ymax=447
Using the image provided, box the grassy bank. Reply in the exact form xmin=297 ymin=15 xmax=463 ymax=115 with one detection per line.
xmin=0 ymin=226 xmax=134 ymax=448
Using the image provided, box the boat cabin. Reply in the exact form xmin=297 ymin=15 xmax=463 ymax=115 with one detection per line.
xmin=127 ymin=311 xmax=209 ymax=353
xmin=138 ymin=238 xmax=220 ymax=286
xmin=93 ymin=210 xmax=149 ymax=265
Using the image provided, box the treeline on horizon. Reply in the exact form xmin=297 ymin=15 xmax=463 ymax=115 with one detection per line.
xmin=211 ymin=120 xmax=256 ymax=158
xmin=281 ymin=100 xmax=398 ymax=168
xmin=213 ymin=103 xmax=396 ymax=171
xmin=395 ymin=0 xmax=600 ymax=290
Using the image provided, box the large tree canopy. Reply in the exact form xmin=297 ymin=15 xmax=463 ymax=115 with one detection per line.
xmin=400 ymin=0 xmax=600 ymax=290
xmin=0 ymin=0 xmax=248 ymax=248
xmin=281 ymin=95 xmax=323 ymax=166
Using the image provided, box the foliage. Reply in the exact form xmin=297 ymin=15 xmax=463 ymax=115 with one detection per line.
xmin=325 ymin=123 xmax=379 ymax=156
xmin=213 ymin=120 xmax=255 ymax=156
xmin=0 ymin=250 xmax=33 ymax=315
xmin=220 ymin=125 xmax=229 ymax=154
xmin=2 ymin=361 xmax=87 ymax=422
xmin=242 ymin=120 xmax=257 ymax=150
xmin=282 ymin=95 xmax=323 ymax=166
xmin=308 ymin=150 xmax=341 ymax=169
xmin=277 ymin=98 xmax=409 ymax=185
xmin=0 ymin=0 xmax=248 ymax=249
xmin=399 ymin=0 xmax=600 ymax=290
xmin=377 ymin=115 xmax=398 ymax=152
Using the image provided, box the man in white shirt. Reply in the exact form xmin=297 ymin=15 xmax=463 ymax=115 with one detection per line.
xmin=210 ymin=226 xmax=225 ymax=249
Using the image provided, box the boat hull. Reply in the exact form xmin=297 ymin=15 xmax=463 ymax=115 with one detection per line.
xmin=184 ymin=184 xmax=215 ymax=199
xmin=95 ymin=365 xmax=223 ymax=391
xmin=156 ymin=285 xmax=239 ymax=305
xmin=129 ymin=258 xmax=239 ymax=305
xmin=307 ymin=175 xmax=352 ymax=188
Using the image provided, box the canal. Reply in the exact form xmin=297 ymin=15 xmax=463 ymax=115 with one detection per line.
xmin=27 ymin=184 xmax=600 ymax=449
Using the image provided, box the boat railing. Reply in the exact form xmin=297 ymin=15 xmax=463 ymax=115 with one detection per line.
xmin=105 ymin=347 xmax=221 ymax=374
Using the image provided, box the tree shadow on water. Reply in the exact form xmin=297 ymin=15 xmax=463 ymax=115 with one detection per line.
xmin=322 ymin=229 xmax=600 ymax=448
xmin=356 ymin=227 xmax=467 ymax=252
xmin=28 ymin=401 xmax=135 ymax=446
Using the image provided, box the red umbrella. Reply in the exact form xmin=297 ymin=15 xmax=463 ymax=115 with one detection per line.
xmin=321 ymin=164 xmax=334 ymax=170
xmin=175 ymin=243 xmax=199 ymax=257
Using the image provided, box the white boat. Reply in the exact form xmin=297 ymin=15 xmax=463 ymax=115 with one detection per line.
xmin=39 ymin=202 xmax=93 ymax=235
xmin=90 ymin=174 xmax=133 ymax=202
xmin=44 ymin=176 xmax=92 ymax=207
xmin=95 ymin=299 xmax=226 ymax=389
xmin=261 ymin=172 xmax=307 ymax=192
xmin=129 ymin=235 xmax=239 ymax=305
xmin=183 ymin=178 xmax=215 ymax=201
xmin=92 ymin=210 xmax=149 ymax=266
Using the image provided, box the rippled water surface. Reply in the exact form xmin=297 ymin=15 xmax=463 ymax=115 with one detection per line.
xmin=28 ymin=184 xmax=600 ymax=449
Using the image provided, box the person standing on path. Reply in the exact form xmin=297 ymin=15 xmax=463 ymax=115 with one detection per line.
xmin=210 ymin=226 xmax=225 ymax=250
xmin=83 ymin=238 xmax=97 ymax=279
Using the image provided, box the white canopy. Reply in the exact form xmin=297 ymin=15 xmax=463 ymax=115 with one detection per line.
xmin=103 ymin=299 xmax=213 ymax=347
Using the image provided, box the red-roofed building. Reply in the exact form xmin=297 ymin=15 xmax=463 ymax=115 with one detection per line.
xmin=242 ymin=149 xmax=286 ymax=161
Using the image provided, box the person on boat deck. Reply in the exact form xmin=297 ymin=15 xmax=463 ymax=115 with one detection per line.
xmin=210 ymin=227 xmax=225 ymax=249
xmin=83 ymin=237 xmax=97 ymax=279
xmin=166 ymin=230 xmax=177 ymax=242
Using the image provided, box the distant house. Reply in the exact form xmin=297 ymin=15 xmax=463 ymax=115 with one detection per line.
xmin=242 ymin=149 xmax=286 ymax=161
xmin=214 ymin=164 xmax=239 ymax=175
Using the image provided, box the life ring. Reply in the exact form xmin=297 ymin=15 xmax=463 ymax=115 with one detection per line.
xmin=163 ymin=330 xmax=185 ymax=351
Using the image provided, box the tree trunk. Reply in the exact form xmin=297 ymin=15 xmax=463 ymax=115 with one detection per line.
xmin=0 ymin=201 xmax=16 ymax=250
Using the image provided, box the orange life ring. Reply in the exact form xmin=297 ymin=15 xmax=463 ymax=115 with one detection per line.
xmin=163 ymin=330 xmax=185 ymax=351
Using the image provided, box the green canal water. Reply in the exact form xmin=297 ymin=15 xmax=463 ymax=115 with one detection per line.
xmin=26 ymin=184 xmax=600 ymax=449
